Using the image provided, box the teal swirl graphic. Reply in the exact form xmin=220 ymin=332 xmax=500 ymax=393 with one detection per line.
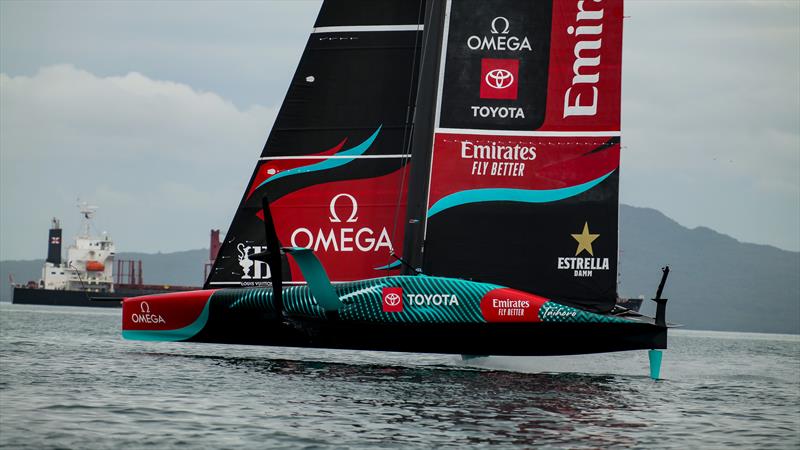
xmin=427 ymin=171 xmax=614 ymax=218
xmin=373 ymin=260 xmax=402 ymax=270
xmin=254 ymin=126 xmax=382 ymax=190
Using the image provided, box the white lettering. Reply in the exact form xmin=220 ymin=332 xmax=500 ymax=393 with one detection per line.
xmin=291 ymin=226 xmax=391 ymax=253
xmin=461 ymin=140 xmax=534 ymax=178
xmin=466 ymin=16 xmax=532 ymax=52
xmin=406 ymin=294 xmax=460 ymax=306
xmin=130 ymin=313 xmax=166 ymax=324
xmin=492 ymin=298 xmax=531 ymax=309
xmin=557 ymin=257 xmax=610 ymax=273
xmin=355 ymin=228 xmax=374 ymax=252
xmin=318 ymin=229 xmax=338 ymax=252
xmin=290 ymin=194 xmax=394 ymax=254
xmin=541 ymin=308 xmax=578 ymax=319
xmin=470 ymin=105 xmax=526 ymax=119
xmin=291 ymin=228 xmax=314 ymax=249
xmin=340 ymin=228 xmax=354 ymax=252
xmin=563 ymin=0 xmax=605 ymax=118
xmin=467 ymin=35 xmax=532 ymax=52
xmin=564 ymin=85 xmax=599 ymax=117
xmin=460 ymin=140 xmax=537 ymax=161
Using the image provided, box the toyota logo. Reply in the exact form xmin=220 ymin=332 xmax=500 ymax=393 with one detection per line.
xmin=384 ymin=292 xmax=402 ymax=307
xmin=485 ymin=69 xmax=514 ymax=90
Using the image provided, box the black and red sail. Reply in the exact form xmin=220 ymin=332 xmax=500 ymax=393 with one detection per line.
xmin=206 ymin=0 xmax=427 ymax=287
xmin=405 ymin=0 xmax=624 ymax=312
xmin=208 ymin=0 xmax=625 ymax=314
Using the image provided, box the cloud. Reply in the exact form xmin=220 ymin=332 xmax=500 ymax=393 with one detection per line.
xmin=1 ymin=1 xmax=798 ymax=259
xmin=0 ymin=65 xmax=276 ymax=260
xmin=0 ymin=1 xmax=322 ymax=109
xmin=1 ymin=64 xmax=273 ymax=162
xmin=620 ymin=1 xmax=800 ymax=251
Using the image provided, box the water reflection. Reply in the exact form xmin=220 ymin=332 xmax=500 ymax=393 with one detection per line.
xmin=5 ymin=306 xmax=798 ymax=448
xmin=140 ymin=352 xmax=649 ymax=447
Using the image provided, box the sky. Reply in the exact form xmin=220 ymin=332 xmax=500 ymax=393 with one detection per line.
xmin=0 ymin=0 xmax=798 ymax=260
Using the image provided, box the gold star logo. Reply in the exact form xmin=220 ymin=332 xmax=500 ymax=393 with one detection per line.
xmin=571 ymin=222 xmax=599 ymax=256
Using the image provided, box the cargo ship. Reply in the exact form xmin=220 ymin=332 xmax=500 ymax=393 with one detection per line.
xmin=11 ymin=203 xmax=207 ymax=307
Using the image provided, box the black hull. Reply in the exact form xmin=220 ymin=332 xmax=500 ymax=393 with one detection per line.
xmin=12 ymin=287 xmax=198 ymax=308
xmin=13 ymin=288 xmax=121 ymax=308
xmin=190 ymin=317 xmax=667 ymax=356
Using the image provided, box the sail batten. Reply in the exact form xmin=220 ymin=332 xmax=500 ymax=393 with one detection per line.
xmin=434 ymin=128 xmax=621 ymax=137
xmin=259 ymin=155 xmax=412 ymax=161
xmin=312 ymin=25 xmax=424 ymax=34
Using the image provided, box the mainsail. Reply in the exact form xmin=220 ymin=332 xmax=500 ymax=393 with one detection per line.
xmin=208 ymin=0 xmax=624 ymax=313
xmin=206 ymin=1 xmax=428 ymax=287
xmin=404 ymin=0 xmax=624 ymax=312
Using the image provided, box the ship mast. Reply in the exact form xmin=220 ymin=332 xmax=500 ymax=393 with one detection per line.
xmin=76 ymin=200 xmax=98 ymax=238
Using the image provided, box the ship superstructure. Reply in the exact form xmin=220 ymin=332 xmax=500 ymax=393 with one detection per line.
xmin=42 ymin=203 xmax=116 ymax=293
xmin=12 ymin=203 xmax=203 ymax=307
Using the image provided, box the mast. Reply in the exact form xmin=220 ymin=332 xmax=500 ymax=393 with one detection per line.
xmin=77 ymin=201 xmax=98 ymax=238
xmin=402 ymin=0 xmax=446 ymax=273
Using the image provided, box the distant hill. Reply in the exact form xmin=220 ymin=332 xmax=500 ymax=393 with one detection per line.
xmin=2 ymin=206 xmax=798 ymax=334
xmin=618 ymin=205 xmax=799 ymax=334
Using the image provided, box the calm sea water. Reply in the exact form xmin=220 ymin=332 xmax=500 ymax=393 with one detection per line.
xmin=1 ymin=303 xmax=798 ymax=449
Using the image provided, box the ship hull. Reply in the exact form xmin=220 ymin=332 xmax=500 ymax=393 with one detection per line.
xmin=12 ymin=286 xmax=200 ymax=308
xmin=13 ymin=287 xmax=121 ymax=308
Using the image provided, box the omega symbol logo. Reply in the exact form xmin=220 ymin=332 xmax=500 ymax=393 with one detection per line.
xmin=384 ymin=292 xmax=401 ymax=307
xmin=490 ymin=17 xmax=510 ymax=35
xmin=485 ymin=69 xmax=514 ymax=89
xmin=329 ymin=193 xmax=358 ymax=223
xmin=140 ymin=301 xmax=150 ymax=313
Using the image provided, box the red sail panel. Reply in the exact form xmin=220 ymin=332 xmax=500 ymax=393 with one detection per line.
xmin=270 ymin=168 xmax=408 ymax=282
xmin=427 ymin=134 xmax=620 ymax=207
xmin=540 ymin=0 xmax=623 ymax=131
